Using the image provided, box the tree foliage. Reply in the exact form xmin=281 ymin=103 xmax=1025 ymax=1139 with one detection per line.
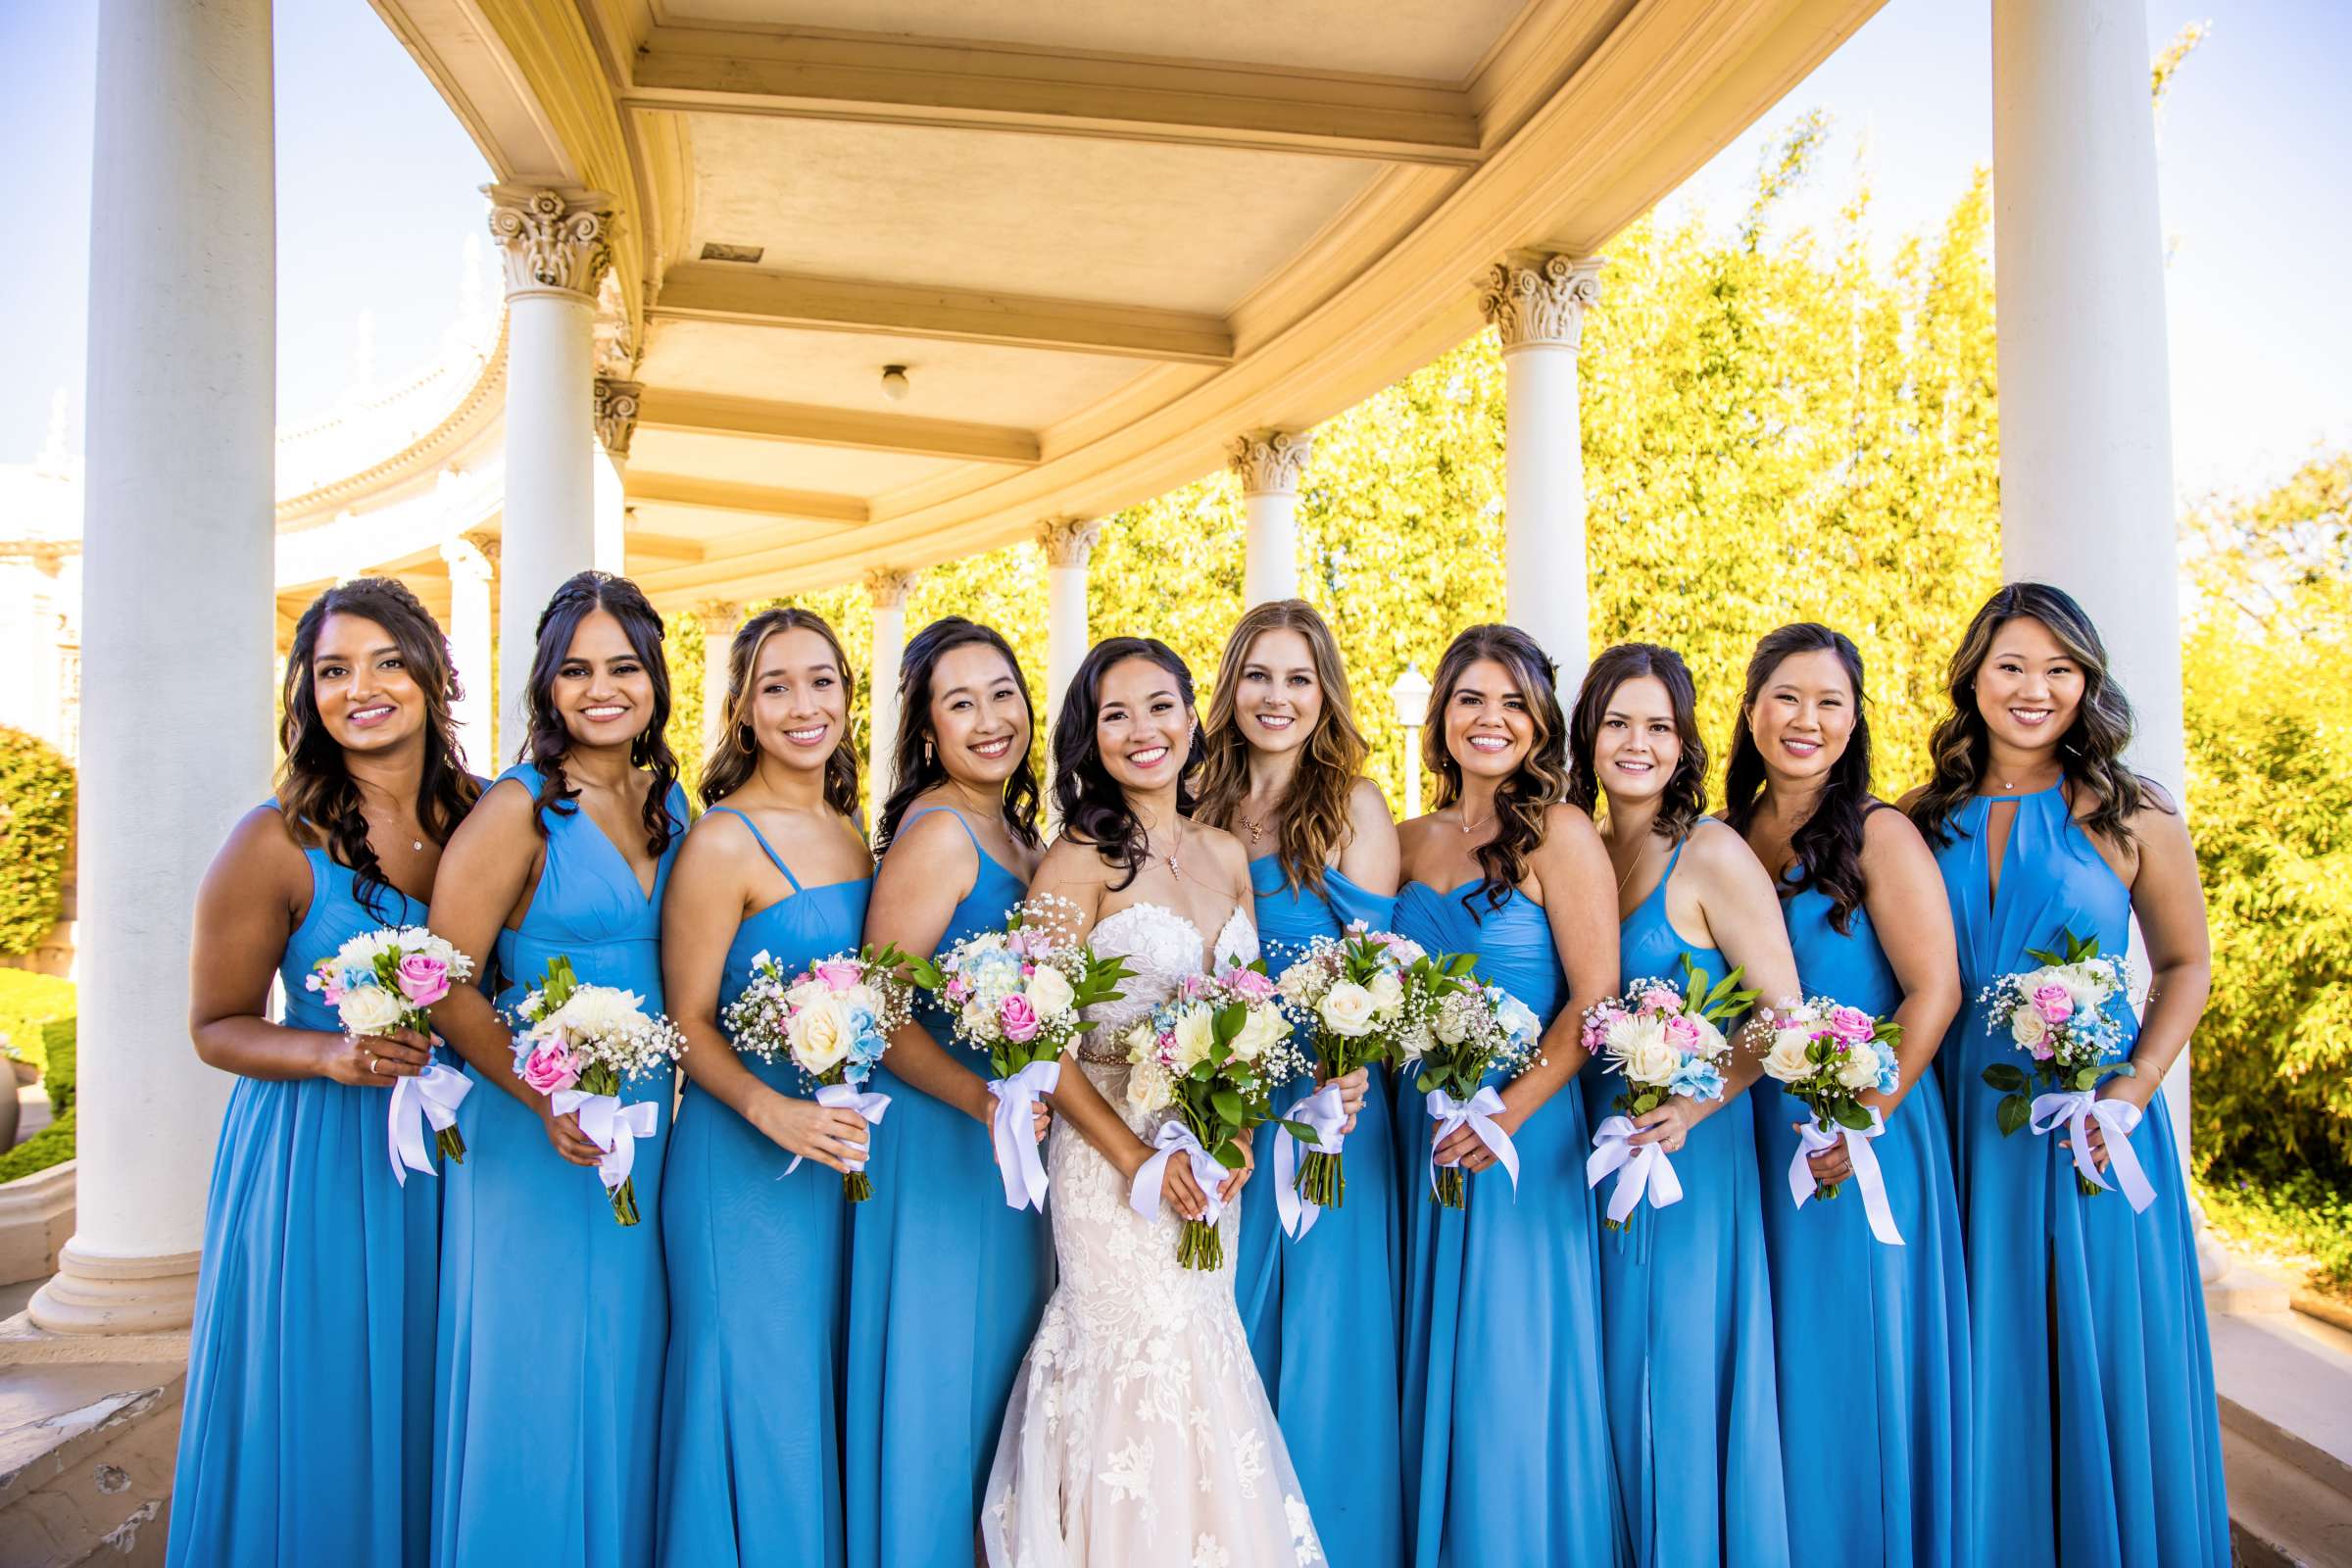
xmin=0 ymin=727 xmax=74 ymax=957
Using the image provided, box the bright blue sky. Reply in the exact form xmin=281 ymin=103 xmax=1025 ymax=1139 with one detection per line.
xmin=5 ymin=1 xmax=2346 ymax=504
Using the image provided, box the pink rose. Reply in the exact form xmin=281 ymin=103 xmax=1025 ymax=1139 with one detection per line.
xmin=396 ymin=954 xmax=451 ymax=1007
xmin=2032 ymin=983 xmax=2075 ymax=1026
xmin=999 ymin=994 xmax=1042 ymax=1044
xmin=319 ymin=976 xmax=345 ymax=1005
xmin=522 ymin=1042 xmax=580 ymax=1095
xmin=1221 ymin=967 xmax=1277 ymax=1002
xmin=945 ymin=977 xmax=970 ymax=1004
xmin=1661 ymin=1013 xmax=1703 ymax=1052
xmin=814 ymin=959 xmax=863 ymax=993
xmin=1638 ymin=987 xmax=1680 ymax=1016
xmin=2030 ymin=1037 xmax=2056 ymax=1062
xmin=1828 ymin=1005 xmax=1875 ymax=1044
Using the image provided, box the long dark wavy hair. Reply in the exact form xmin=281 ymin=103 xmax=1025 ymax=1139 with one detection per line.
xmin=1051 ymin=636 xmax=1203 ymax=892
xmin=522 ymin=571 xmax=678 ymax=855
xmin=1567 ymin=642 xmax=1709 ymax=845
xmin=873 ymin=615 xmax=1042 ymax=853
xmin=698 ymin=607 xmax=860 ymax=818
xmin=1723 ymin=623 xmax=1874 ymax=934
xmin=278 ymin=577 xmax=480 ymax=919
xmin=1907 ymin=581 xmax=2164 ymax=848
xmin=1195 ymin=600 xmax=1370 ymax=897
xmin=1425 ymin=624 xmax=1571 ymax=914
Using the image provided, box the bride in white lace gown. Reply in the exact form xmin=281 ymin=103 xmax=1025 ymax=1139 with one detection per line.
xmin=983 ymin=638 xmax=1324 ymax=1568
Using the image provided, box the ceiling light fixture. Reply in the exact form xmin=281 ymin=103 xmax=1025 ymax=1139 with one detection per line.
xmin=880 ymin=365 xmax=911 ymax=402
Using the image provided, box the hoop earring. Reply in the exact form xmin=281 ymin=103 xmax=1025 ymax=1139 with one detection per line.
xmin=734 ymin=723 xmax=756 ymax=756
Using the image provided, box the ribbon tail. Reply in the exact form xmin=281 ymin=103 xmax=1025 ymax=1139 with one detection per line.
xmin=1846 ymin=1129 xmax=1905 ymax=1247
xmin=1646 ymin=1146 xmax=1684 ymax=1209
xmin=1605 ymin=1147 xmax=1651 ymax=1226
xmin=1130 ymin=1148 xmax=1175 ymax=1222
xmin=385 ymin=1074 xmax=435 ymax=1185
xmin=1788 ymin=1139 xmax=1820 ymax=1209
xmin=2097 ymin=1104 xmax=2158 ymax=1213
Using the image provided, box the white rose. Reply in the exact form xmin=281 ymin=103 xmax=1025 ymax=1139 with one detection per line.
xmin=1836 ymin=1049 xmax=1881 ymax=1091
xmin=2059 ymin=961 xmax=2115 ymax=1008
xmin=1612 ymin=1016 xmax=1677 ymax=1085
xmin=1365 ymin=970 xmax=1405 ymax=1019
xmin=960 ymin=999 xmax=1001 ymax=1043
xmin=1395 ymin=1022 xmax=1432 ymax=1062
xmin=1025 ymin=965 xmax=1075 ymax=1020
xmin=1316 ymin=982 xmax=1377 ymax=1038
xmin=1234 ymin=1004 xmax=1288 ymax=1062
xmin=1760 ymin=1027 xmax=1815 ymax=1083
xmin=791 ymin=995 xmax=855 ymax=1074
xmin=2009 ymin=1007 xmax=2049 ymax=1049
xmin=1172 ymin=1007 xmax=1217 ymax=1071
xmin=339 ymin=983 xmax=407 ymax=1036
xmin=1126 ymin=1058 xmax=1174 ymax=1114
xmin=1433 ymin=1001 xmax=1471 ymax=1047
xmin=784 ymin=979 xmax=832 ymax=1012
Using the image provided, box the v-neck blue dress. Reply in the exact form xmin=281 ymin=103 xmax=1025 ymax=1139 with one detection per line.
xmin=1395 ymin=877 xmax=1625 ymax=1568
xmin=169 ymin=812 xmax=442 ymax=1568
xmin=844 ymin=808 xmax=1054 ymax=1568
xmin=1577 ymin=835 xmax=1788 ymax=1568
xmin=1232 ymin=855 xmax=1403 ymax=1568
xmin=659 ymin=806 xmax=874 ymax=1568
xmin=433 ymin=762 xmax=686 ymax=1568
xmin=1932 ymin=786 xmax=2227 ymax=1566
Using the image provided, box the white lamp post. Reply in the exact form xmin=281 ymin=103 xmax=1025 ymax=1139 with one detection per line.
xmin=1390 ymin=662 xmax=1433 ymax=819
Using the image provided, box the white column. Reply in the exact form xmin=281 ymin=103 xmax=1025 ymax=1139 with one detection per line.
xmin=487 ymin=186 xmax=611 ymax=737
xmin=697 ymin=599 xmax=742 ymax=757
xmin=865 ymin=569 xmax=917 ymax=812
xmin=1481 ymin=253 xmax=1602 ymax=696
xmin=1041 ymin=516 xmax=1102 ymax=732
xmin=32 ymin=0 xmax=275 ymax=1333
xmin=593 ymin=376 xmax=639 ymax=575
xmin=440 ymin=534 xmax=497 ymax=773
xmin=1228 ymin=431 xmax=1311 ymax=607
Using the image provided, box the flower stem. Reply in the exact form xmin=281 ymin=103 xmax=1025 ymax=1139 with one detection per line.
xmin=610 ymin=1178 xmax=640 ymax=1227
xmin=436 ymin=1126 xmax=467 ymax=1166
xmin=845 ymin=1171 xmax=872 ymax=1203
xmin=1432 ymin=1165 xmax=1464 ymax=1209
xmin=1298 ymin=1151 xmax=1346 ymax=1210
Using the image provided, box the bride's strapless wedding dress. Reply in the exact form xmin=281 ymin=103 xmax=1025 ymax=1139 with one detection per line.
xmin=982 ymin=902 xmax=1325 ymax=1568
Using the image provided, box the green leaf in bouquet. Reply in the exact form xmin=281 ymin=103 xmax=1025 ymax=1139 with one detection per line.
xmin=1874 ymin=1020 xmax=1904 ymax=1049
xmin=904 ymin=956 xmax=945 ymax=990
xmin=2112 ymin=1061 xmax=2136 ymax=1079
xmin=1211 ymin=1139 xmax=1247 ymax=1170
xmin=2070 ymin=1065 xmax=2100 ymax=1092
xmin=1982 ymin=1062 xmax=2031 ymax=1093
xmin=1211 ymin=1088 xmax=1245 ymax=1124
xmin=1278 ymin=1116 xmax=1319 ymax=1145
xmin=1996 ymin=1092 xmax=2033 ymax=1137
xmin=1444 ymin=953 xmax=1480 ymax=977
xmin=1212 ymin=1002 xmax=1247 ymax=1043
xmin=543 ymin=956 xmax=580 ymax=1009
xmin=1833 ymin=1102 xmax=1876 ymax=1132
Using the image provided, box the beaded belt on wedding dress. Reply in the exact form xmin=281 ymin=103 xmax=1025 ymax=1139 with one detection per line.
xmin=1075 ymin=1043 xmax=1128 ymax=1065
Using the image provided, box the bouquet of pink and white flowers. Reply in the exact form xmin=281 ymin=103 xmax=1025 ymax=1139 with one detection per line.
xmin=1759 ymin=997 xmax=1906 ymax=1244
xmin=511 ymin=956 xmax=686 ymax=1225
xmin=908 ymin=897 xmax=1131 ymax=1210
xmin=1583 ymin=959 xmax=1755 ymax=1229
xmin=1401 ymin=967 xmax=1543 ymax=1210
xmin=1123 ymin=962 xmax=1310 ymax=1270
xmin=306 ymin=925 xmax=473 ymax=1183
xmin=725 ymin=945 xmax=917 ymax=1201
xmin=1980 ymin=927 xmax=2150 ymax=1207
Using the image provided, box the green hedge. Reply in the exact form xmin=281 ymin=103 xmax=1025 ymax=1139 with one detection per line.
xmin=0 ymin=970 xmax=75 ymax=1130
xmin=0 ymin=1105 xmax=72 ymax=1185
xmin=0 ymin=728 xmax=73 ymax=958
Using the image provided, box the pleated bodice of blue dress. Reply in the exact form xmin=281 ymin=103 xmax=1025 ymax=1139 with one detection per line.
xmin=433 ymin=762 xmax=686 ymax=1568
xmin=1577 ymin=835 xmax=1788 ymax=1568
xmin=1232 ymin=855 xmax=1403 ymax=1568
xmin=1758 ymin=871 xmax=1970 ymax=1567
xmin=169 ymin=819 xmax=441 ymax=1568
xmin=1394 ymin=877 xmax=1624 ymax=1568
xmin=658 ymin=805 xmax=873 ymax=1568
xmin=1931 ymin=787 xmax=2228 ymax=1566
xmin=843 ymin=807 xmax=1053 ymax=1568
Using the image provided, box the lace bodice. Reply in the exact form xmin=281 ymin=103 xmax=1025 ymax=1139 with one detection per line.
xmin=1076 ymin=902 xmax=1258 ymax=1059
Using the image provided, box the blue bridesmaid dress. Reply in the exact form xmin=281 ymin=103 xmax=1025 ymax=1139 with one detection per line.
xmin=1395 ymin=878 xmax=1625 ymax=1568
xmin=1757 ymin=873 xmax=1970 ymax=1567
xmin=844 ymin=808 xmax=1053 ymax=1568
xmin=433 ymin=763 xmax=686 ymax=1568
xmin=1577 ymin=835 xmax=1788 ymax=1568
xmin=1932 ymin=787 xmax=2229 ymax=1566
xmin=658 ymin=806 xmax=873 ymax=1567
xmin=1232 ymin=856 xmax=1403 ymax=1568
xmin=168 ymin=811 xmax=441 ymax=1567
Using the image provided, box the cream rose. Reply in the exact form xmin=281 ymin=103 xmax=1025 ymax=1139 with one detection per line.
xmin=1126 ymin=1058 xmax=1174 ymax=1114
xmin=791 ymin=995 xmax=856 ymax=1074
xmin=2009 ymin=1007 xmax=2050 ymax=1049
xmin=1433 ymin=1001 xmax=1471 ymax=1047
xmin=1172 ymin=1006 xmax=1218 ymax=1070
xmin=959 ymin=998 xmax=1000 ymax=1043
xmin=1759 ymin=1027 xmax=1815 ymax=1083
xmin=1612 ymin=1015 xmax=1678 ymax=1085
xmin=1025 ymin=965 xmax=1075 ymax=1019
xmin=339 ymin=983 xmax=407 ymax=1036
xmin=1234 ymin=1004 xmax=1288 ymax=1062
xmin=1365 ymin=970 xmax=1405 ymax=1018
xmin=2057 ymin=961 xmax=2115 ymax=1008
xmin=1836 ymin=1049 xmax=1882 ymax=1091
xmin=1317 ymin=982 xmax=1377 ymax=1038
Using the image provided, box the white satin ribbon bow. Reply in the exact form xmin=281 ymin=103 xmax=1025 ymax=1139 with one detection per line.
xmin=1273 ymin=1082 xmax=1351 ymax=1240
xmin=552 ymin=1088 xmax=661 ymax=1193
xmin=784 ymin=1082 xmax=892 ymax=1177
xmin=986 ymin=1059 xmax=1062 ymax=1211
xmin=1425 ymin=1085 xmax=1520 ymax=1196
xmin=385 ymin=1060 xmax=472 ymax=1185
xmin=2028 ymin=1091 xmax=2156 ymax=1212
xmin=1790 ymin=1105 xmax=1905 ymax=1246
xmin=1130 ymin=1121 xmax=1231 ymax=1226
xmin=1586 ymin=1113 xmax=1685 ymax=1224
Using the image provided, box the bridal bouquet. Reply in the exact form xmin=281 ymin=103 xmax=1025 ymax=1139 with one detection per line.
xmin=1273 ymin=926 xmax=1462 ymax=1227
xmin=1583 ymin=959 xmax=1755 ymax=1229
xmin=1759 ymin=997 xmax=1907 ymax=1245
xmin=908 ymin=897 xmax=1131 ymax=1210
xmin=1123 ymin=963 xmax=1310 ymax=1270
xmin=725 ymin=945 xmax=916 ymax=1201
xmin=305 ymin=925 xmax=473 ymax=1183
xmin=1402 ymin=971 xmax=1543 ymax=1210
xmin=511 ymin=956 xmax=686 ymax=1226
xmin=1979 ymin=928 xmax=2150 ymax=1207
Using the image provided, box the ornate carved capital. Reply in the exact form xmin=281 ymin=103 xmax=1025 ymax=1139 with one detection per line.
xmin=694 ymin=599 xmax=742 ymax=632
xmin=864 ymin=567 xmax=917 ymax=610
xmin=439 ymin=534 xmax=494 ymax=585
xmin=1479 ymin=254 xmax=1603 ymax=352
xmin=1227 ymin=430 xmax=1314 ymax=498
xmin=1039 ymin=515 xmax=1103 ymax=567
xmin=594 ymin=377 xmax=642 ymax=459
xmin=484 ymin=185 xmax=615 ymax=301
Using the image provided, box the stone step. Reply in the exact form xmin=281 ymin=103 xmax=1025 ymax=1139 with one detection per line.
xmin=0 ymin=1358 xmax=181 ymax=1567
xmin=2213 ymin=1309 xmax=2352 ymax=1567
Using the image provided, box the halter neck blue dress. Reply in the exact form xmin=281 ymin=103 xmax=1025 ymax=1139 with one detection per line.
xmin=658 ymin=805 xmax=874 ymax=1568
xmin=169 ymin=812 xmax=442 ymax=1568
xmin=1394 ymin=876 xmax=1625 ymax=1568
xmin=432 ymin=763 xmax=686 ymax=1568
xmin=1577 ymin=834 xmax=1788 ymax=1568
xmin=1931 ymin=786 xmax=2228 ymax=1566
xmin=1757 ymin=866 xmax=1970 ymax=1567
xmin=844 ymin=808 xmax=1053 ymax=1568
xmin=1232 ymin=855 xmax=1402 ymax=1568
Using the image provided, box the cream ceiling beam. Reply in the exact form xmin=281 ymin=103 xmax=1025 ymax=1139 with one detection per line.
xmin=627 ymin=472 xmax=871 ymax=527
xmin=649 ymin=264 xmax=1234 ymax=366
xmin=636 ymin=388 xmax=1041 ymax=466
xmin=622 ymin=530 xmax=706 ymax=564
xmin=620 ymin=26 xmax=1482 ymax=167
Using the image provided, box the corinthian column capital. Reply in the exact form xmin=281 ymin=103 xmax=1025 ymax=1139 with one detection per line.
xmin=439 ymin=534 xmax=494 ymax=584
xmin=1039 ymin=515 xmax=1103 ymax=567
xmin=1227 ymin=430 xmax=1314 ymax=498
xmin=1479 ymin=253 xmax=1603 ymax=352
xmin=484 ymin=185 xmax=615 ymax=301
xmin=594 ymin=377 xmax=642 ymax=459
xmin=864 ymin=567 xmax=917 ymax=610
